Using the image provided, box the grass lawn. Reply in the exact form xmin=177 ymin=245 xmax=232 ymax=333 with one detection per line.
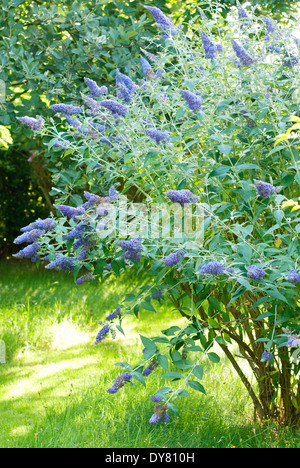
xmin=0 ymin=260 xmax=299 ymax=448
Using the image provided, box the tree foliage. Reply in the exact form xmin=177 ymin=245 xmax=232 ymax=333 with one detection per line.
xmin=0 ymin=0 xmax=298 ymax=250
xmin=14 ymin=3 xmax=300 ymax=426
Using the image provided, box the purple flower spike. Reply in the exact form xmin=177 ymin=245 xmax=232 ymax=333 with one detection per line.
xmin=45 ymin=255 xmax=77 ymax=272
xmin=262 ymin=15 xmax=277 ymax=41
xmin=50 ymin=104 xmax=82 ymax=115
xmin=76 ymin=273 xmax=94 ymax=285
xmin=151 ymin=395 xmax=162 ymax=403
xmin=180 ymin=90 xmax=203 ymax=112
xmin=151 ymin=290 xmax=164 ymax=301
xmin=116 ymin=70 xmax=138 ymax=103
xmin=54 ymin=204 xmax=85 ymax=220
xmin=247 ymin=265 xmax=266 ymax=280
xmin=140 ymin=57 xmax=154 ymax=79
xmin=145 ymin=128 xmax=170 ymax=144
xmin=287 ymin=334 xmax=300 ymax=348
xmin=143 ymin=360 xmax=159 ymax=377
xmin=20 ymin=218 xmax=57 ymax=233
xmin=163 ymin=250 xmax=185 ymax=267
xmin=201 ymin=32 xmax=218 ymax=60
xmin=109 ymin=186 xmax=118 ymax=200
xmin=288 ymin=269 xmax=300 ymax=284
xmin=146 ymin=6 xmax=177 ymax=39
xmin=118 ymin=237 xmax=142 ymax=262
xmin=231 ymin=39 xmax=255 ymax=66
xmin=261 ymin=351 xmax=273 ymax=362
xmin=17 ymin=115 xmax=45 ymax=132
xmin=14 ymin=229 xmax=45 ymax=245
xmin=105 ymin=308 xmax=121 ymax=321
xmin=14 ymin=243 xmax=40 ymax=261
xmin=149 ymin=403 xmax=168 ymax=425
xmin=149 ymin=414 xmax=161 ymax=424
xmin=95 ymin=324 xmax=110 ymax=344
xmin=165 ymin=189 xmax=199 ymax=206
xmin=162 ymin=413 xmax=170 ymax=423
xmin=106 ymin=374 xmax=131 ymax=394
xmin=84 ymin=78 xmax=107 ymax=97
xmin=121 ymin=372 xmax=132 ymax=382
xmin=198 ymin=261 xmax=226 ymax=276
xmin=254 ymin=180 xmax=280 ymax=198
xmin=100 ymin=100 xmax=127 ymax=116
xmin=237 ymin=2 xmax=251 ymax=28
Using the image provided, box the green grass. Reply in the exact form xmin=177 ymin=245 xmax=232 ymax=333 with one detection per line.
xmin=0 ymin=260 xmax=300 ymax=448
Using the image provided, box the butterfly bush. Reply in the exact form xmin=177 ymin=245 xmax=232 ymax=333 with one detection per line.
xmin=15 ymin=3 xmax=300 ymax=427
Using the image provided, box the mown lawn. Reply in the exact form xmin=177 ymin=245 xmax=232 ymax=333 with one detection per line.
xmin=0 ymin=260 xmax=299 ymax=448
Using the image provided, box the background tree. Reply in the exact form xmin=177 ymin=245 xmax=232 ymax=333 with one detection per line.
xmin=0 ymin=0 xmax=299 ymax=254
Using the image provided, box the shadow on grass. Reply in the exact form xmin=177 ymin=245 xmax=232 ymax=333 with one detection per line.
xmin=2 ymin=261 xmax=300 ymax=448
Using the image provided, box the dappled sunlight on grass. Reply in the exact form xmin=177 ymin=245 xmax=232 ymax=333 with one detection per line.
xmin=49 ymin=320 xmax=91 ymax=350
xmin=1 ymin=261 xmax=300 ymax=447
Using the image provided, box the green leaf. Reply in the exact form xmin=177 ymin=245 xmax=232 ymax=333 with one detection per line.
xmin=141 ymin=301 xmax=156 ymax=312
xmin=161 ymin=372 xmax=183 ymax=380
xmin=132 ymin=371 xmax=146 ymax=387
xmin=188 ymin=380 xmax=206 ymax=394
xmin=167 ymin=402 xmax=179 ymax=415
xmin=193 ymin=365 xmax=204 ymax=380
xmin=207 ymin=352 xmax=220 ymax=363
xmin=174 ymin=359 xmax=193 ymax=370
xmin=140 ymin=335 xmax=157 ymax=354
xmin=266 ymin=289 xmax=288 ymax=303
xmin=217 ymin=144 xmax=232 ymax=156
xmin=207 ymin=318 xmax=219 ymax=329
xmin=110 ymin=260 xmax=120 ymax=276
xmin=255 ymin=311 xmax=273 ymax=321
xmin=162 ymin=326 xmax=181 ymax=336
xmin=177 ymin=389 xmax=190 ymax=398
xmin=157 ymin=355 xmax=169 ymax=371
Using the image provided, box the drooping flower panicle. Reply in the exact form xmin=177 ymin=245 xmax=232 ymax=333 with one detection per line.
xmin=180 ymin=90 xmax=203 ymax=111
xmin=118 ymin=237 xmax=143 ymax=261
xmin=50 ymin=104 xmax=82 ymax=115
xmin=146 ymin=6 xmax=177 ymax=39
xmin=163 ymin=250 xmax=185 ymax=267
xmin=247 ymin=265 xmax=266 ymax=280
xmin=165 ymin=189 xmax=199 ymax=206
xmin=254 ymin=180 xmax=280 ymax=198
xmin=17 ymin=115 xmax=45 ymax=132
xmin=288 ymin=269 xmax=300 ymax=284
xmin=100 ymin=100 xmax=127 ymax=116
xmin=84 ymin=78 xmax=107 ymax=97
xmin=231 ymin=39 xmax=255 ymax=66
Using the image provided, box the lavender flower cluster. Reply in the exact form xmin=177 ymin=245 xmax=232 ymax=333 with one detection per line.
xmin=149 ymin=403 xmax=170 ymax=424
xmin=146 ymin=6 xmax=178 ymax=39
xmin=118 ymin=237 xmax=143 ymax=262
xmin=180 ymin=90 xmax=203 ymax=112
xmin=107 ymin=372 xmax=132 ymax=394
xmin=254 ymin=180 xmax=281 ymax=198
xmin=165 ymin=189 xmax=199 ymax=206
xmin=95 ymin=308 xmax=122 ymax=344
xmin=163 ymin=250 xmax=185 ymax=267
xmin=84 ymin=78 xmax=108 ymax=97
xmin=247 ymin=265 xmax=266 ymax=280
xmin=143 ymin=359 xmax=159 ymax=377
xmin=201 ymin=32 xmax=222 ymax=61
xmin=231 ymin=39 xmax=255 ymax=66
xmin=17 ymin=115 xmax=45 ymax=132
xmin=145 ymin=128 xmax=170 ymax=144
xmin=116 ymin=70 xmax=138 ymax=103
xmin=13 ymin=218 xmax=57 ymax=262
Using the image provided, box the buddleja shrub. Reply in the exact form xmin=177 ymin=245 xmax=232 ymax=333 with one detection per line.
xmin=15 ymin=3 xmax=300 ymax=426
